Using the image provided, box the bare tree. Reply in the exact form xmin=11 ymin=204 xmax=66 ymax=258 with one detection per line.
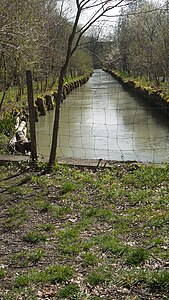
xmin=0 ymin=0 xmax=47 ymax=101
xmin=48 ymin=0 xmax=135 ymax=168
xmin=110 ymin=0 xmax=169 ymax=84
xmin=0 ymin=0 xmax=66 ymax=104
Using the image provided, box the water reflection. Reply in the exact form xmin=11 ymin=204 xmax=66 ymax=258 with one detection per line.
xmin=36 ymin=69 xmax=169 ymax=162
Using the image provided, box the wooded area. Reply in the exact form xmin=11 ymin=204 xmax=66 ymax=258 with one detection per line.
xmin=0 ymin=0 xmax=169 ymax=165
xmin=0 ymin=0 xmax=93 ymax=104
xmin=0 ymin=0 xmax=168 ymax=102
xmin=109 ymin=0 xmax=169 ymax=84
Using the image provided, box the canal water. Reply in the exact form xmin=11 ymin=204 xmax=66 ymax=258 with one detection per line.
xmin=36 ymin=69 xmax=169 ymax=162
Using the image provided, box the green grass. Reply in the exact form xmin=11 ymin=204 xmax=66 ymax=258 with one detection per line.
xmin=86 ymin=266 xmax=112 ymax=285
xmin=82 ymin=207 xmax=113 ymax=222
xmin=121 ymin=164 xmax=169 ymax=188
xmin=12 ymin=249 xmax=45 ymax=267
xmin=0 ymin=162 xmax=169 ymax=299
xmin=37 ymin=223 xmax=55 ymax=231
xmin=35 ymin=200 xmax=51 ymax=212
xmin=0 ymin=111 xmax=16 ymax=137
xmin=116 ymin=269 xmax=169 ymax=292
xmin=149 ymin=212 xmax=169 ymax=229
xmin=128 ymin=189 xmax=153 ymax=205
xmin=30 ymin=174 xmax=51 ymax=185
xmin=56 ymin=227 xmax=81 ymax=255
xmin=8 ymin=184 xmax=33 ymax=196
xmin=61 ymin=181 xmax=76 ymax=194
xmin=113 ymin=70 xmax=169 ymax=100
xmin=0 ymin=288 xmax=37 ymax=300
xmin=96 ymin=235 xmax=128 ymax=256
xmin=23 ymin=231 xmax=47 ymax=244
xmin=146 ymin=270 xmax=169 ymax=292
xmin=3 ymin=210 xmax=28 ymax=231
xmin=56 ymin=227 xmax=95 ymax=256
xmin=0 ymin=268 xmax=5 ymax=278
xmin=81 ymin=252 xmax=100 ymax=267
xmin=57 ymin=283 xmax=80 ymax=299
xmin=126 ymin=248 xmax=149 ymax=266
xmin=57 ymin=227 xmax=80 ymax=240
xmin=51 ymin=204 xmax=71 ymax=218
xmin=13 ymin=265 xmax=74 ymax=287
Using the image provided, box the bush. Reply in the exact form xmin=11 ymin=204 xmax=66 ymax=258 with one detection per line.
xmin=0 ymin=112 xmax=16 ymax=136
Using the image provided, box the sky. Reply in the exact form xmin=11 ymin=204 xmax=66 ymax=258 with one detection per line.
xmin=56 ymin=0 xmax=167 ymax=39
xmin=56 ymin=0 xmax=122 ymax=38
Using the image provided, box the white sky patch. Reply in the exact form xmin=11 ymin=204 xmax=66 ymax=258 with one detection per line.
xmin=57 ymin=0 xmax=121 ymax=24
xmin=56 ymin=0 xmax=166 ymax=39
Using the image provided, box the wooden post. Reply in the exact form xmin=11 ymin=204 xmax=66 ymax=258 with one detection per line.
xmin=26 ymin=70 xmax=37 ymax=161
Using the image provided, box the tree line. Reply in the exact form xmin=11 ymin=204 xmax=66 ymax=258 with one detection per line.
xmin=108 ymin=0 xmax=169 ymax=85
xmin=1 ymin=0 xmax=168 ymax=103
xmin=0 ymin=0 xmax=93 ymax=104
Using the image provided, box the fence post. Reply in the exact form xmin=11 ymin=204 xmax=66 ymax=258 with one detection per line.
xmin=26 ymin=70 xmax=37 ymax=161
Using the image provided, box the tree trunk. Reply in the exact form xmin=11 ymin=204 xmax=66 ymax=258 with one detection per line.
xmin=47 ymin=6 xmax=81 ymax=169
xmin=0 ymin=91 xmax=6 ymax=111
xmin=47 ymin=67 xmax=64 ymax=168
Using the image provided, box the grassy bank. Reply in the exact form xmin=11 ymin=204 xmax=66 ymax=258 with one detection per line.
xmin=0 ymin=162 xmax=168 ymax=299
xmin=0 ymin=73 xmax=92 ymax=155
xmin=0 ymin=73 xmax=92 ymax=113
xmin=111 ymin=70 xmax=169 ymax=102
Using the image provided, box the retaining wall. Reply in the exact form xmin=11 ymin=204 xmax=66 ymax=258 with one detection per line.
xmin=105 ymin=69 xmax=169 ymax=116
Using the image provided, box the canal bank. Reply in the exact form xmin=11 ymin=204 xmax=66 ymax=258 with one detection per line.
xmin=36 ymin=69 xmax=169 ymax=163
xmin=105 ymin=69 xmax=169 ymax=116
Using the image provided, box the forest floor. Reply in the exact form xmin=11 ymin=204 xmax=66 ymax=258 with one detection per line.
xmin=0 ymin=161 xmax=169 ymax=300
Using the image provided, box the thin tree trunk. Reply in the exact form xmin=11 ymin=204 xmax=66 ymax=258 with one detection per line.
xmin=0 ymin=91 xmax=7 ymax=111
xmin=47 ymin=7 xmax=81 ymax=169
xmin=47 ymin=68 xmax=64 ymax=168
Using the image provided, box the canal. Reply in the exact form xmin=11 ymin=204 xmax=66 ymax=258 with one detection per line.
xmin=36 ymin=69 xmax=169 ymax=163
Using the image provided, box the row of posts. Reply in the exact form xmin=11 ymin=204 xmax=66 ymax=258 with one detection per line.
xmin=26 ymin=70 xmax=91 ymax=162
